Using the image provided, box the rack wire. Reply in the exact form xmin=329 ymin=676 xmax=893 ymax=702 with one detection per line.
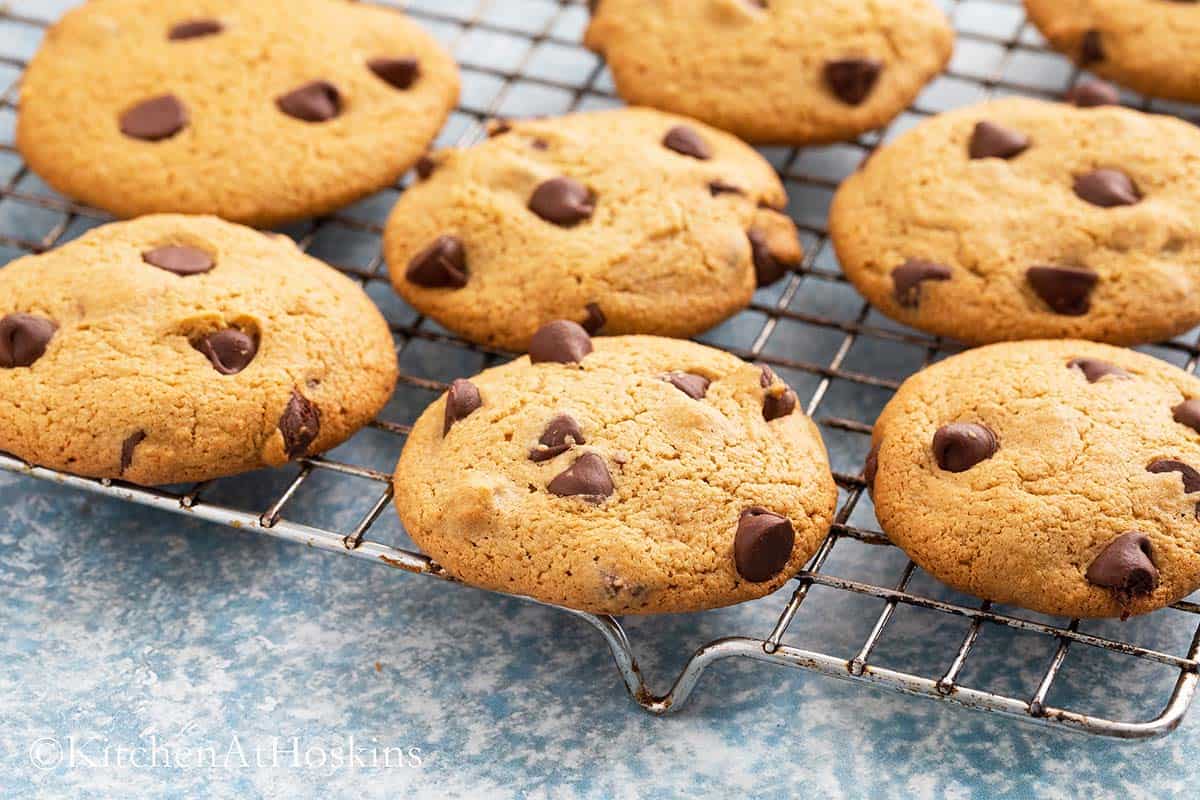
xmin=2 ymin=0 xmax=1199 ymax=740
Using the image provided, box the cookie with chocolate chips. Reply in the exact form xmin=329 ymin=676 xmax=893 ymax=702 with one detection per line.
xmin=584 ymin=0 xmax=953 ymax=145
xmin=394 ymin=321 xmax=836 ymax=615
xmin=1025 ymin=0 xmax=1200 ymax=103
xmin=871 ymin=340 xmax=1200 ymax=618
xmin=831 ymin=97 xmax=1200 ymax=346
xmin=385 ymin=108 xmax=802 ymax=351
xmin=0 ymin=215 xmax=397 ymax=485
xmin=17 ymin=0 xmax=459 ymax=226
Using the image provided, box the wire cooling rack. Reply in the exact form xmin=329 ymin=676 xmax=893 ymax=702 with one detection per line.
xmin=2 ymin=0 xmax=1200 ymax=740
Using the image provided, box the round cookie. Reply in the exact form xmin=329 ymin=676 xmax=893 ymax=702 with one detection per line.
xmin=394 ymin=321 xmax=837 ymax=615
xmin=831 ymin=97 xmax=1200 ymax=346
xmin=0 ymin=215 xmax=398 ymax=485
xmin=385 ymin=108 xmax=802 ymax=351
xmin=1025 ymin=0 xmax=1200 ymax=104
xmin=17 ymin=0 xmax=459 ymax=227
xmin=869 ymin=340 xmax=1200 ymax=619
xmin=584 ymin=0 xmax=954 ymax=145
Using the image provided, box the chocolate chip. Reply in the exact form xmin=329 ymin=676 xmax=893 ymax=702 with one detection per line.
xmin=759 ymin=363 xmax=775 ymax=389
xmin=1173 ymin=399 xmax=1200 ymax=434
xmin=1147 ymin=458 xmax=1200 ymax=494
xmin=279 ymin=390 xmax=320 ymax=459
xmin=1068 ymin=357 xmax=1130 ymax=383
xmin=663 ymin=372 xmax=710 ymax=399
xmin=1081 ymin=29 xmax=1105 ymax=64
xmin=709 ymin=180 xmax=744 ymax=197
xmin=529 ymin=177 xmax=595 ymax=226
xmin=748 ymin=229 xmax=793 ymax=287
xmin=0 ymin=313 xmax=56 ymax=368
xmin=415 ymin=154 xmax=436 ymax=180
xmin=1066 ymin=80 xmax=1120 ymax=108
xmin=276 ymin=81 xmax=342 ymax=123
xmin=1027 ymin=265 xmax=1098 ymax=316
xmin=547 ymin=453 xmax=614 ymax=502
xmin=933 ymin=423 xmax=998 ymax=472
xmin=532 ymin=138 xmax=550 ymax=151
xmin=487 ymin=119 xmax=512 ymax=137
xmin=863 ymin=443 xmax=879 ymax=496
xmin=141 ymin=245 xmax=215 ymax=276
xmin=529 ymin=414 xmax=585 ymax=462
xmin=120 ymin=431 xmax=146 ymax=474
xmin=193 ymin=329 xmax=257 ymax=375
xmin=169 ymin=19 xmax=223 ymax=40
xmin=663 ymin=125 xmax=711 ymax=160
xmin=406 ymin=235 xmax=467 ymax=288
xmin=529 ymin=320 xmax=592 ymax=364
xmin=1074 ymin=169 xmax=1141 ymax=208
xmin=823 ymin=58 xmax=883 ymax=105
xmin=582 ymin=303 xmax=606 ymax=335
xmin=734 ymin=507 xmax=795 ymax=583
xmin=1086 ymin=532 xmax=1158 ymax=596
xmin=120 ymin=94 xmax=188 ymax=141
xmin=892 ymin=259 xmax=952 ymax=308
xmin=443 ymin=378 xmax=482 ymax=435
xmin=763 ymin=385 xmax=798 ymax=421
xmin=968 ymin=121 xmax=1031 ymax=160
xmin=368 ymin=57 xmax=420 ymax=90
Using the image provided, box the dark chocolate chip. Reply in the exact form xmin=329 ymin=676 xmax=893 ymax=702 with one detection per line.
xmin=1066 ymin=79 xmax=1120 ymax=108
xmin=863 ymin=443 xmax=879 ymax=496
xmin=968 ymin=121 xmax=1031 ymax=160
xmin=892 ymin=259 xmax=952 ymax=308
xmin=1068 ymin=357 xmax=1130 ymax=383
xmin=529 ymin=414 xmax=585 ymax=462
xmin=120 ymin=431 xmax=146 ymax=474
xmin=168 ymin=19 xmax=223 ymax=40
xmin=759 ymin=363 xmax=775 ymax=389
xmin=823 ymin=58 xmax=883 ymax=105
xmin=532 ymin=138 xmax=550 ymax=150
xmin=547 ymin=453 xmax=614 ymax=502
xmin=368 ymin=57 xmax=421 ymax=90
xmin=933 ymin=423 xmax=998 ymax=472
xmin=415 ymin=154 xmax=436 ymax=180
xmin=663 ymin=372 xmax=710 ymax=399
xmin=747 ymin=229 xmax=793 ymax=287
xmin=582 ymin=302 xmax=606 ymax=335
xmin=763 ymin=385 xmax=798 ymax=421
xmin=662 ymin=125 xmax=711 ymax=160
xmin=1086 ymin=531 xmax=1158 ymax=596
xmin=120 ymin=94 xmax=188 ymax=141
xmin=141 ymin=245 xmax=215 ymax=276
xmin=709 ymin=180 xmax=744 ymax=197
xmin=279 ymin=390 xmax=320 ymax=459
xmin=193 ymin=329 xmax=257 ymax=375
xmin=276 ymin=81 xmax=342 ymax=123
xmin=1147 ymin=458 xmax=1200 ymax=494
xmin=1027 ymin=265 xmax=1098 ymax=316
xmin=443 ymin=378 xmax=482 ymax=435
xmin=406 ymin=235 xmax=467 ymax=288
xmin=1081 ymin=29 xmax=1105 ymax=64
xmin=1074 ymin=169 xmax=1141 ymax=207
xmin=529 ymin=177 xmax=595 ymax=226
xmin=734 ymin=507 xmax=795 ymax=583
xmin=0 ymin=313 xmax=56 ymax=368
xmin=529 ymin=320 xmax=592 ymax=364
xmin=487 ymin=119 xmax=512 ymax=137
xmin=1173 ymin=399 xmax=1200 ymax=434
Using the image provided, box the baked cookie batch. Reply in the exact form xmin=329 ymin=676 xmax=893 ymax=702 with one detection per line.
xmin=6 ymin=0 xmax=1200 ymax=620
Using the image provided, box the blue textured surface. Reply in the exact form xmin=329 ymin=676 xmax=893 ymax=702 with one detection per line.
xmin=3 ymin=1 xmax=1200 ymax=797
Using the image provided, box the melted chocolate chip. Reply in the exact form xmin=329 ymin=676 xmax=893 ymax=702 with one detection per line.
xmin=279 ymin=390 xmax=320 ymax=459
xmin=368 ymin=57 xmax=421 ymax=90
xmin=547 ymin=453 xmax=614 ymax=502
xmin=823 ymin=58 xmax=883 ymax=105
xmin=529 ymin=177 xmax=595 ymax=226
xmin=406 ymin=235 xmax=467 ymax=288
xmin=663 ymin=372 xmax=710 ymax=399
xmin=529 ymin=414 xmax=585 ymax=462
xmin=759 ymin=363 xmax=775 ymax=389
xmin=1173 ymin=399 xmax=1200 ymax=434
xmin=863 ymin=443 xmax=879 ymax=496
xmin=747 ymin=229 xmax=793 ymax=287
xmin=1074 ymin=169 xmax=1141 ymax=207
xmin=582 ymin=303 xmax=606 ymax=335
xmin=709 ymin=180 xmax=744 ymax=197
xmin=415 ymin=154 xmax=436 ymax=180
xmin=276 ymin=81 xmax=342 ymax=122
xmin=892 ymin=259 xmax=952 ymax=308
xmin=1147 ymin=458 xmax=1200 ymax=493
xmin=1066 ymin=80 xmax=1120 ymax=108
xmin=1027 ymin=265 xmax=1098 ymax=316
xmin=120 ymin=95 xmax=188 ymax=141
xmin=194 ymin=329 xmax=257 ymax=375
xmin=120 ymin=431 xmax=146 ymax=474
xmin=968 ymin=121 xmax=1031 ymax=160
xmin=734 ymin=507 xmax=795 ymax=583
xmin=763 ymin=385 xmax=798 ymax=421
xmin=1086 ymin=531 xmax=1158 ymax=596
xmin=529 ymin=320 xmax=592 ymax=365
xmin=1081 ymin=29 xmax=1105 ymax=64
xmin=663 ymin=125 xmax=711 ymax=160
xmin=169 ymin=19 xmax=223 ymax=40
xmin=443 ymin=378 xmax=482 ymax=435
xmin=142 ymin=245 xmax=215 ymax=276
xmin=0 ymin=313 xmax=56 ymax=368
xmin=933 ymin=423 xmax=998 ymax=472
xmin=1068 ymin=357 xmax=1130 ymax=383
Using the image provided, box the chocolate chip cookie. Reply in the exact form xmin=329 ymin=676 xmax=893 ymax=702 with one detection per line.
xmin=385 ymin=108 xmax=802 ymax=351
xmin=394 ymin=321 xmax=837 ymax=615
xmin=831 ymin=97 xmax=1200 ymax=346
xmin=584 ymin=0 xmax=954 ymax=145
xmin=870 ymin=340 xmax=1200 ymax=619
xmin=0 ymin=215 xmax=398 ymax=485
xmin=1025 ymin=0 xmax=1200 ymax=103
xmin=17 ymin=0 xmax=459 ymax=226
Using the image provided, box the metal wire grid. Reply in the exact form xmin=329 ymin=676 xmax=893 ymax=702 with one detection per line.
xmin=1 ymin=0 xmax=1199 ymax=739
